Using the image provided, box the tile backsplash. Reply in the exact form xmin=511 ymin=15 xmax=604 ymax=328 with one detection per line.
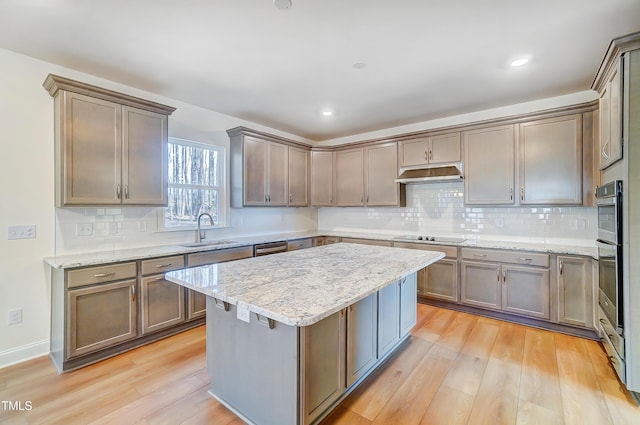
xmin=55 ymin=206 xmax=317 ymax=255
xmin=318 ymin=183 xmax=596 ymax=245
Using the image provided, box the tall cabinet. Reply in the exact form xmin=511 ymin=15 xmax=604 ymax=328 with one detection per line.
xmin=43 ymin=74 xmax=176 ymax=207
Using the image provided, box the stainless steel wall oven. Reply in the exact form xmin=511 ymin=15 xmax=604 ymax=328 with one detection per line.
xmin=596 ymin=180 xmax=623 ymax=335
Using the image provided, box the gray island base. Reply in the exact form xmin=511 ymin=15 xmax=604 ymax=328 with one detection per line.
xmin=166 ymin=243 xmax=444 ymax=425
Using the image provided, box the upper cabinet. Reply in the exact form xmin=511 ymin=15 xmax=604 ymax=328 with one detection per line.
xmin=398 ymin=132 xmax=461 ymax=167
xmin=288 ymin=146 xmax=309 ymax=207
xmin=598 ymin=62 xmax=622 ymax=170
xmin=333 ymin=144 xmax=405 ymax=207
xmin=310 ymin=151 xmax=334 ymax=206
xmin=463 ymin=125 xmax=516 ymax=205
xmin=228 ymin=127 xmax=310 ymax=208
xmin=43 ymin=74 xmax=175 ymax=207
xmin=335 ymin=148 xmax=365 ymax=206
xmin=519 ymin=114 xmax=583 ymax=205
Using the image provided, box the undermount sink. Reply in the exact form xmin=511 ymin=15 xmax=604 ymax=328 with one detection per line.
xmin=180 ymin=240 xmax=236 ymax=248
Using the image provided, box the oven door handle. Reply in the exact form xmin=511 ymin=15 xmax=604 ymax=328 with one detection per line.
xmin=596 ymin=239 xmax=618 ymax=249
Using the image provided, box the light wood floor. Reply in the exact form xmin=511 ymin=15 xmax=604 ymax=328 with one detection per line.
xmin=1 ymin=304 xmax=639 ymax=425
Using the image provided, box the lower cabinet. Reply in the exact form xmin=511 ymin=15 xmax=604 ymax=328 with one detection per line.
xmin=67 ymin=278 xmax=138 ymax=358
xmin=422 ymin=259 xmax=459 ymax=301
xmin=140 ymin=255 xmax=186 ymax=335
xmin=140 ymin=275 xmax=185 ymax=335
xmin=377 ymin=282 xmax=400 ymax=357
xmin=460 ymin=248 xmax=550 ymax=320
xmin=301 ymin=309 xmax=346 ymax=425
xmin=399 ymin=273 xmax=418 ymax=335
xmin=187 ymin=291 xmax=207 ymax=320
xmin=557 ymin=255 xmax=594 ymax=328
xmin=346 ymin=293 xmax=378 ymax=387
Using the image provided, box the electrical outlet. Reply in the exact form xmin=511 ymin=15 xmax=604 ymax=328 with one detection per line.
xmin=76 ymin=223 xmax=93 ymax=236
xmin=8 ymin=308 xmax=22 ymax=325
xmin=8 ymin=225 xmax=36 ymax=240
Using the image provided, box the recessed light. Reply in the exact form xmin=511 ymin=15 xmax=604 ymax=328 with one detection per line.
xmin=511 ymin=57 xmax=529 ymax=67
xmin=321 ymin=110 xmax=334 ymax=117
xmin=274 ymin=0 xmax=292 ymax=10
xmin=353 ymin=62 xmax=367 ymax=69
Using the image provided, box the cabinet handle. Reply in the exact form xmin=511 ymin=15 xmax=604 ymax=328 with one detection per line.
xmin=609 ymin=355 xmax=618 ymax=364
xmin=503 ymin=270 xmax=506 ymax=282
xmin=424 ymin=150 xmax=428 ymax=160
xmin=429 ymin=150 xmax=433 ymax=161
xmin=155 ymin=263 xmax=173 ymax=268
xmin=474 ymin=253 xmax=487 ymax=258
xmin=520 ymin=187 xmax=524 ymax=201
xmin=289 ymin=193 xmax=293 ymax=203
xmin=509 ymin=188 xmax=513 ymax=201
xmin=497 ymin=270 xmax=500 ymax=282
xmin=559 ymin=261 xmax=563 ymax=275
xmin=131 ymin=284 xmax=136 ymax=302
xmin=366 ymin=195 xmax=369 ymax=203
xmin=518 ymin=257 xmax=533 ymax=262
xmin=116 ymin=184 xmax=121 ymax=199
xmin=93 ymin=272 xmax=116 ymax=278
xmin=124 ymin=185 xmax=129 ymax=199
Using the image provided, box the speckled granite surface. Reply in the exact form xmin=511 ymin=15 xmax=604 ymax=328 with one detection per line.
xmin=43 ymin=230 xmax=596 ymax=269
xmin=165 ymin=243 xmax=444 ymax=326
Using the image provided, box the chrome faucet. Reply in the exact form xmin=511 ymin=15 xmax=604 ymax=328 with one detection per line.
xmin=196 ymin=213 xmax=215 ymax=243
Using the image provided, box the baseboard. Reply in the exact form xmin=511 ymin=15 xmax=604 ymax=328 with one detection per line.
xmin=0 ymin=340 xmax=49 ymax=369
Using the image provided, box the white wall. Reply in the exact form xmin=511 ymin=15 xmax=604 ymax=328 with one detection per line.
xmin=0 ymin=48 xmax=316 ymax=367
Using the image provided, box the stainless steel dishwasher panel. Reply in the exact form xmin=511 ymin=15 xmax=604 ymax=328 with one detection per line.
xmin=254 ymin=241 xmax=289 ymax=256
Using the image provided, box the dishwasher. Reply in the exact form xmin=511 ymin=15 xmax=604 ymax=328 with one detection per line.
xmin=253 ymin=240 xmax=288 ymax=256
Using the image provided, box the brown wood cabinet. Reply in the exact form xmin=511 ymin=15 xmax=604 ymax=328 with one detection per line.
xmin=463 ymin=125 xmax=516 ymax=205
xmin=398 ymin=132 xmax=461 ymax=167
xmin=310 ymin=151 xmax=334 ymax=206
xmin=557 ymin=256 xmax=594 ymax=328
xmin=519 ymin=114 xmax=583 ymax=205
xmin=288 ymin=146 xmax=309 ymax=206
xmin=599 ymin=62 xmax=622 ymax=169
xmin=334 ymin=148 xmax=365 ymax=206
xmin=43 ymin=74 xmax=175 ymax=207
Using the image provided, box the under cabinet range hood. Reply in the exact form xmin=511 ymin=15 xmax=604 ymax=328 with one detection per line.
xmin=395 ymin=163 xmax=463 ymax=184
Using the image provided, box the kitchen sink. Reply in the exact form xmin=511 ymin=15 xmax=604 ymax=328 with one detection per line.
xmin=179 ymin=240 xmax=237 ymax=248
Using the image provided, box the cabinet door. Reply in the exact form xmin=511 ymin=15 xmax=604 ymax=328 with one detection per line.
xmin=301 ymin=309 xmax=346 ymax=425
xmin=608 ymin=66 xmax=622 ymax=166
xmin=463 ymin=125 xmax=515 ymax=205
xmin=243 ymin=136 xmax=268 ymax=205
xmin=377 ymin=282 xmax=400 ymax=357
xmin=61 ymin=92 xmax=122 ymax=205
xmin=399 ymin=273 xmax=418 ymax=337
xmin=557 ymin=256 xmax=593 ymax=328
xmin=519 ymin=115 xmax=582 ymax=205
xmin=430 ymin=132 xmax=461 ymax=164
xmin=187 ymin=289 xmax=207 ymax=320
xmin=599 ymin=79 xmax=611 ymax=169
xmin=399 ymin=137 xmax=429 ymax=167
xmin=310 ymin=151 xmax=334 ymax=206
xmin=346 ymin=293 xmax=378 ymax=387
xmin=365 ymin=143 xmax=401 ymax=206
xmin=122 ymin=106 xmax=168 ymax=205
xmin=140 ymin=275 xmax=185 ymax=335
xmin=423 ymin=259 xmax=459 ymax=302
xmin=267 ymin=142 xmax=288 ymax=206
xmin=460 ymin=261 xmax=501 ymax=310
xmin=67 ymin=279 xmax=137 ymax=358
xmin=288 ymin=146 xmax=309 ymax=206
xmin=335 ymin=148 xmax=365 ymax=206
xmin=502 ymin=265 xmax=550 ymax=319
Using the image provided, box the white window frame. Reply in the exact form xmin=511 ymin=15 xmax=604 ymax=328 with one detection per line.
xmin=160 ymin=137 xmax=228 ymax=231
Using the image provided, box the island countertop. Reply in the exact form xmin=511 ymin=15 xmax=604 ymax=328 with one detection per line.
xmin=165 ymin=243 xmax=444 ymax=326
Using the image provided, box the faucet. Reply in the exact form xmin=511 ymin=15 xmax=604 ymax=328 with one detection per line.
xmin=196 ymin=213 xmax=215 ymax=243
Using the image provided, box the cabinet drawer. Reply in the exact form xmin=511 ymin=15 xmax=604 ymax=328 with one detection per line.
xmin=393 ymin=242 xmax=457 ymax=258
xmin=67 ymin=262 xmax=137 ymax=288
xmin=461 ymin=248 xmax=548 ymax=267
xmin=187 ymin=246 xmax=253 ymax=267
xmin=141 ymin=255 xmax=185 ymax=276
xmin=340 ymin=237 xmax=392 ymax=247
xmin=288 ymin=238 xmax=313 ymax=251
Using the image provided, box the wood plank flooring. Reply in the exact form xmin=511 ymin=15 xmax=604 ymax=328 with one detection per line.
xmin=1 ymin=304 xmax=639 ymax=425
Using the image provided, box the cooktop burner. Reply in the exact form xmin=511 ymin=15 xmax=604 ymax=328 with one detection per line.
xmin=393 ymin=235 xmax=467 ymax=244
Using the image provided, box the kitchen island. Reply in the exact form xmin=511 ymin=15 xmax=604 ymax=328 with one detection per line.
xmin=165 ymin=243 xmax=444 ymax=425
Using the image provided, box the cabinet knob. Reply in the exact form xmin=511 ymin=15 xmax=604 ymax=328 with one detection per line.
xmin=124 ymin=185 xmax=129 ymax=199
xmin=559 ymin=261 xmax=563 ymax=275
xmin=520 ymin=187 xmax=524 ymax=201
xmin=116 ymin=184 xmax=122 ymax=199
xmin=131 ymin=284 xmax=136 ymax=302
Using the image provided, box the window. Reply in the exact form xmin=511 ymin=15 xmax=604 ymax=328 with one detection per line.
xmin=163 ymin=138 xmax=226 ymax=229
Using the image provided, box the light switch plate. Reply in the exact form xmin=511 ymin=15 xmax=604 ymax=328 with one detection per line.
xmin=76 ymin=223 xmax=93 ymax=236
xmin=8 ymin=225 xmax=36 ymax=240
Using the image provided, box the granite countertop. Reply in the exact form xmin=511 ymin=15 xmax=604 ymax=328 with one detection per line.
xmin=165 ymin=243 xmax=444 ymax=327
xmin=43 ymin=230 xmax=597 ymax=270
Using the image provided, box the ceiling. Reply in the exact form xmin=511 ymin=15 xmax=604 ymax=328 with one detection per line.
xmin=1 ymin=0 xmax=639 ymax=142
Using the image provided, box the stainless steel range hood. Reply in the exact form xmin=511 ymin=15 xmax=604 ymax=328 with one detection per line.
xmin=395 ymin=163 xmax=463 ymax=184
